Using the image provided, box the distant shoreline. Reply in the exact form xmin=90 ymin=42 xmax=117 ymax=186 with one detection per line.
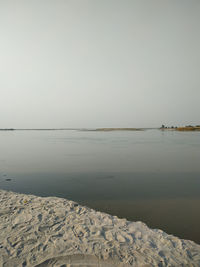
xmin=87 ymin=128 xmax=144 ymax=131
xmin=0 ymin=128 xmax=78 ymax=131
xmin=0 ymin=128 xmax=150 ymax=131
xmin=160 ymin=126 xmax=200 ymax=131
xmin=1 ymin=126 xmax=200 ymax=132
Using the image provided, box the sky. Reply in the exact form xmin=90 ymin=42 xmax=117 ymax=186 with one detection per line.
xmin=0 ymin=0 xmax=200 ymax=128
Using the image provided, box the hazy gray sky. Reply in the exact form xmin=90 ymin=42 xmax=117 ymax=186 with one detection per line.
xmin=0 ymin=0 xmax=200 ymax=128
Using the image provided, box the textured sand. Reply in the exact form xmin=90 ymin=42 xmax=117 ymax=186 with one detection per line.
xmin=0 ymin=190 xmax=200 ymax=267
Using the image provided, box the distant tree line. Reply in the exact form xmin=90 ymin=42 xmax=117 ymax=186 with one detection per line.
xmin=160 ymin=125 xmax=177 ymax=129
xmin=160 ymin=124 xmax=200 ymax=129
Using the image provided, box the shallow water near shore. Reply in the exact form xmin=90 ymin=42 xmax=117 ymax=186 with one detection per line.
xmin=0 ymin=129 xmax=200 ymax=243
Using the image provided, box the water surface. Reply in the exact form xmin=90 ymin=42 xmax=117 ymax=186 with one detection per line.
xmin=0 ymin=129 xmax=200 ymax=243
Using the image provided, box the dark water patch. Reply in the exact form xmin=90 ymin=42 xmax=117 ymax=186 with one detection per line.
xmin=0 ymin=172 xmax=200 ymax=243
xmin=1 ymin=172 xmax=200 ymax=201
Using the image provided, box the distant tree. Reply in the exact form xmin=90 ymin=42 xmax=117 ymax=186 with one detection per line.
xmin=161 ymin=125 xmax=165 ymax=128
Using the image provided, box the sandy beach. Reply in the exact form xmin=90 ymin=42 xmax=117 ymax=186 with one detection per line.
xmin=0 ymin=189 xmax=200 ymax=267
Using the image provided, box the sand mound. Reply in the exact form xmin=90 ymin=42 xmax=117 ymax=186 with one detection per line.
xmin=0 ymin=190 xmax=200 ymax=266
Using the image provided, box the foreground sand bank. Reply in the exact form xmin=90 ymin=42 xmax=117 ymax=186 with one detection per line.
xmin=0 ymin=190 xmax=200 ymax=266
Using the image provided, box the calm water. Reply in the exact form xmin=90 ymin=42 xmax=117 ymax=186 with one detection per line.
xmin=0 ymin=129 xmax=200 ymax=243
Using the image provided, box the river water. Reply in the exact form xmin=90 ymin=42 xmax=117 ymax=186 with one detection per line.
xmin=0 ymin=129 xmax=200 ymax=243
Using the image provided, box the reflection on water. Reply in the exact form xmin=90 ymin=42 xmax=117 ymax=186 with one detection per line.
xmin=0 ymin=129 xmax=200 ymax=243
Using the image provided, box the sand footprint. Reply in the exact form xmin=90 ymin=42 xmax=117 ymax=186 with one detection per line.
xmin=37 ymin=214 xmax=42 ymax=222
xmin=13 ymin=213 xmax=32 ymax=225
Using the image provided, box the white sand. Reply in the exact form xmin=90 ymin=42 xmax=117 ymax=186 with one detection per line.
xmin=0 ymin=190 xmax=200 ymax=267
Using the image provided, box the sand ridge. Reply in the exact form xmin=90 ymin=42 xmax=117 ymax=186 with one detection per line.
xmin=0 ymin=189 xmax=200 ymax=266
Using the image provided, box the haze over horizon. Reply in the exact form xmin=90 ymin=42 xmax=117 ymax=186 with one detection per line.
xmin=0 ymin=0 xmax=200 ymax=129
